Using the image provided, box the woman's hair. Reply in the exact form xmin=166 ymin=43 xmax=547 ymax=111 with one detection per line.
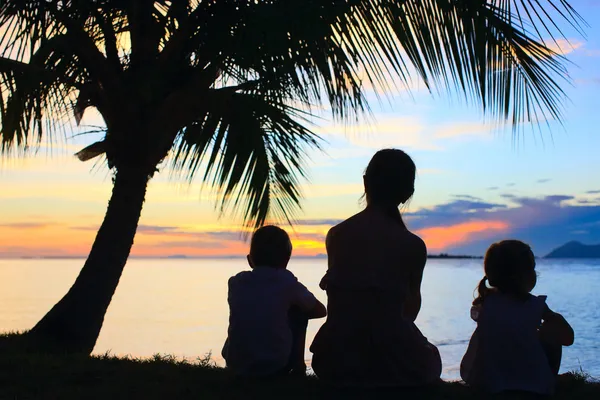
xmin=363 ymin=149 xmax=416 ymax=224
xmin=473 ymin=240 xmax=536 ymax=305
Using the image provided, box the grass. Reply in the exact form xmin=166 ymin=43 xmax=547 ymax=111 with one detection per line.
xmin=0 ymin=333 xmax=598 ymax=399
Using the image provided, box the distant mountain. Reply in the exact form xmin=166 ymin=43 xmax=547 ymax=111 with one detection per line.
xmin=545 ymin=241 xmax=600 ymax=258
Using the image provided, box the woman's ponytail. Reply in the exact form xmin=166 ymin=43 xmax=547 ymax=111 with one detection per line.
xmin=473 ymin=276 xmax=490 ymax=306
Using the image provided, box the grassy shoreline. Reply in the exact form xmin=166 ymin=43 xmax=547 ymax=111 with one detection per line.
xmin=0 ymin=353 xmax=597 ymax=399
xmin=1 ymin=333 xmax=598 ymax=399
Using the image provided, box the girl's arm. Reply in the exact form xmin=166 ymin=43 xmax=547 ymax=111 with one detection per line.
xmin=403 ymin=236 xmax=427 ymax=322
xmin=540 ymin=304 xmax=574 ymax=346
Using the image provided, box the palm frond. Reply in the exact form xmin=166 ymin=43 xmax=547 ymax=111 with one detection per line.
xmin=176 ymin=0 xmax=583 ymax=129
xmin=0 ymin=35 xmax=84 ymax=152
xmin=170 ymin=86 xmax=322 ymax=228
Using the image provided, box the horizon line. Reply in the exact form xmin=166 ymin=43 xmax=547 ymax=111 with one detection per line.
xmin=0 ymin=253 xmax=487 ymax=260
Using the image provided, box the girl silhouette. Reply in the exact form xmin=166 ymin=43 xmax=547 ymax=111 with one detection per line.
xmin=461 ymin=240 xmax=574 ymax=395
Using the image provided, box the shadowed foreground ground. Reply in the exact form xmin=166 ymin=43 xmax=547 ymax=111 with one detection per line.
xmin=0 ymin=335 xmax=598 ymax=399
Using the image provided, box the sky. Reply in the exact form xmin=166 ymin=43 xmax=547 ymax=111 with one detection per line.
xmin=1 ymin=1 xmax=600 ymax=259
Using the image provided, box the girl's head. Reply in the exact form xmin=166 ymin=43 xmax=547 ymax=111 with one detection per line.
xmin=363 ymin=149 xmax=416 ymax=222
xmin=474 ymin=240 xmax=537 ymax=305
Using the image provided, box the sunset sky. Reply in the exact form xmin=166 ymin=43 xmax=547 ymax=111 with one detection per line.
xmin=2 ymin=0 xmax=600 ymax=259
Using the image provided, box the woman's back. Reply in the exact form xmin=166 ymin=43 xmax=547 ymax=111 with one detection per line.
xmin=310 ymin=209 xmax=441 ymax=386
xmin=325 ymin=210 xmax=416 ymax=291
xmin=310 ymin=148 xmax=441 ymax=386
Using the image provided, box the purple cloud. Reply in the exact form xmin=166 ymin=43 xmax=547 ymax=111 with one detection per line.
xmin=405 ymin=194 xmax=600 ymax=256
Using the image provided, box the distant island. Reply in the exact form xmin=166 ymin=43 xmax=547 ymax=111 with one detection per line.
xmin=428 ymin=253 xmax=482 ymax=259
xmin=545 ymin=241 xmax=600 ymax=258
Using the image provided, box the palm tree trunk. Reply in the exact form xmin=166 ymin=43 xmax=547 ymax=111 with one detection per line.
xmin=28 ymin=167 xmax=150 ymax=354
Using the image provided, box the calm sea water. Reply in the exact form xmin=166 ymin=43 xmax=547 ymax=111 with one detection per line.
xmin=0 ymin=258 xmax=598 ymax=380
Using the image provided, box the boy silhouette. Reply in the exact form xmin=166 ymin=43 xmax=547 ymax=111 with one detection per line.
xmin=222 ymin=225 xmax=326 ymax=377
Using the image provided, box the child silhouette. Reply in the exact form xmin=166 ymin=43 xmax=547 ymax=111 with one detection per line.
xmin=461 ymin=240 xmax=574 ymax=395
xmin=222 ymin=226 xmax=326 ymax=377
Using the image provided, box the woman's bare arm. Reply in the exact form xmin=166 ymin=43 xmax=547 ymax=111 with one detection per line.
xmin=319 ymin=229 xmax=334 ymax=290
xmin=403 ymin=236 xmax=427 ymax=322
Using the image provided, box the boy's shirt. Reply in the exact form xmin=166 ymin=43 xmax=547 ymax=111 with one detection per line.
xmin=222 ymin=267 xmax=318 ymax=376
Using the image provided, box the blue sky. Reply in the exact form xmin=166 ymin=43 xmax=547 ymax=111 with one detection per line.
xmin=0 ymin=0 xmax=599 ymax=258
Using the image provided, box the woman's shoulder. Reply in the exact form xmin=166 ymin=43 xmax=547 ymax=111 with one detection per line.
xmin=403 ymin=231 xmax=426 ymax=249
xmin=326 ymin=211 xmax=367 ymax=236
xmin=329 ymin=213 xmax=425 ymax=243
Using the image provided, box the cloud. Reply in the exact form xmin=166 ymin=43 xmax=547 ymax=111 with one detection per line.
xmin=136 ymin=225 xmax=181 ymax=234
xmin=575 ymin=77 xmax=600 ymax=87
xmin=417 ymin=220 xmax=509 ymax=251
xmin=0 ymin=222 xmax=50 ymax=229
xmin=303 ymin=183 xmax=363 ymax=199
xmin=487 ymin=186 xmax=499 ymax=191
xmin=5 ymin=192 xmax=600 ymax=258
xmin=586 ymin=190 xmax=600 ymax=194
xmin=537 ymin=178 xmax=552 ymax=184
xmin=545 ymin=38 xmax=584 ymax=56
xmin=434 ymin=121 xmax=498 ymax=139
xmin=148 ymin=240 xmax=230 ymax=249
xmin=405 ymin=194 xmax=600 ymax=256
xmin=316 ymin=116 xmax=442 ymax=151
xmin=409 ymin=200 xmax=506 ymax=219
xmin=295 ymin=219 xmax=343 ymax=226
xmin=202 ymin=231 xmax=247 ymax=241
xmin=452 ymin=195 xmax=482 ymax=201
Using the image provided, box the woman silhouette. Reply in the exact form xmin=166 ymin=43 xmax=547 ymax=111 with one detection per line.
xmin=310 ymin=149 xmax=441 ymax=386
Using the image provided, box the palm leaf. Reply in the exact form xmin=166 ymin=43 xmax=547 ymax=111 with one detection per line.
xmin=170 ymin=85 xmax=322 ymax=229
xmin=181 ymin=0 xmax=583 ymax=128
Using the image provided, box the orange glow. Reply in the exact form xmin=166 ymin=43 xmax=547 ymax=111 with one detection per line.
xmin=0 ymin=221 xmax=330 ymax=258
xmin=0 ymin=218 xmax=507 ymax=258
xmin=417 ymin=220 xmax=509 ymax=251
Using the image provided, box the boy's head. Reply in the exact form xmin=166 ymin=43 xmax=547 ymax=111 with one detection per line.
xmin=248 ymin=225 xmax=292 ymax=269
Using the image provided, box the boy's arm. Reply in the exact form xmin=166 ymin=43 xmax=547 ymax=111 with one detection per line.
xmin=292 ymin=280 xmax=327 ymax=319
xmin=540 ymin=304 xmax=574 ymax=346
xmin=306 ymin=298 xmax=327 ymax=319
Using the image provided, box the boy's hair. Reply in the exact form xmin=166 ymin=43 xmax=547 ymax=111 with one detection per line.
xmin=249 ymin=225 xmax=292 ymax=268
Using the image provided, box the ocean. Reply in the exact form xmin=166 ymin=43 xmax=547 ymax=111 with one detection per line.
xmin=1 ymin=258 xmax=598 ymax=380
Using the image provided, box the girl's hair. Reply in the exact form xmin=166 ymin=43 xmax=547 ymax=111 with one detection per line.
xmin=473 ymin=240 xmax=536 ymax=305
xmin=363 ymin=149 xmax=416 ymax=225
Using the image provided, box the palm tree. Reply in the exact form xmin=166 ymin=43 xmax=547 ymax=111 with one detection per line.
xmin=0 ymin=0 xmax=582 ymax=354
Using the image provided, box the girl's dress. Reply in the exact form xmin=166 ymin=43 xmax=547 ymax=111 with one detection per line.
xmin=460 ymin=293 xmax=556 ymax=395
xmin=310 ymin=265 xmax=441 ymax=386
